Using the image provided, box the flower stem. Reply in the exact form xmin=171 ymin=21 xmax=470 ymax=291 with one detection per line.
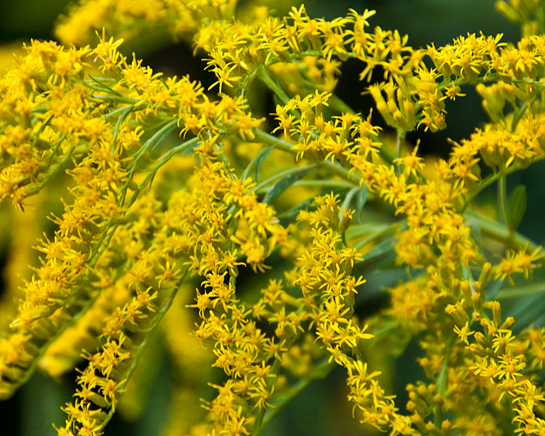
xmin=99 ymin=268 xmax=190 ymax=431
xmin=250 ymin=358 xmax=283 ymax=436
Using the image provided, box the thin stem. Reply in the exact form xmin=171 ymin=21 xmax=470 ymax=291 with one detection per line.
xmin=254 ymin=129 xmax=540 ymax=255
xmin=253 ymin=129 xmax=361 ymax=186
xmin=464 ymin=207 xmax=541 ymax=251
xmin=127 ymin=137 xmax=200 ymax=206
xmin=32 ymin=142 xmax=73 ymax=194
xmin=250 ymin=358 xmax=283 ymax=436
xmin=99 ymin=268 xmax=190 ymax=430
xmin=253 ymin=129 xmax=294 ymax=154
xmin=241 ymin=144 xmax=274 ymax=181
xmin=460 ymin=154 xmax=545 ymax=213
xmin=511 ymin=99 xmax=533 ymax=132
xmin=258 ymin=69 xmax=290 ymax=104
xmin=240 ymin=65 xmax=262 ymax=102
xmin=119 ymin=119 xmax=180 ymax=207
xmin=434 ymin=333 xmax=454 ymax=428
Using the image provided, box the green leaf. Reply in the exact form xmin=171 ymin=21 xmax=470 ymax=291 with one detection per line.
xmin=506 ymin=292 xmax=545 ymax=333
xmin=179 ymin=139 xmax=198 ymax=155
xmin=130 ymin=119 xmax=179 ymax=168
xmin=346 ymin=222 xmax=390 ymax=240
xmin=361 ymin=239 xmax=395 ymax=263
xmin=508 ymin=184 xmax=527 ymax=232
xmin=263 ymin=168 xmax=315 ymax=203
xmin=470 ymin=223 xmax=482 ymax=246
xmin=255 ymin=145 xmax=274 ymax=181
xmin=496 ymin=281 xmax=545 ymax=299
xmin=112 ymin=105 xmax=134 ymax=148
xmin=30 ymin=114 xmax=54 ymax=149
xmin=88 ymin=74 xmax=125 ymax=97
xmin=241 ymin=145 xmax=274 ymax=181
xmin=355 ymin=186 xmax=369 ymax=221
xmin=279 ymin=197 xmax=316 ymax=219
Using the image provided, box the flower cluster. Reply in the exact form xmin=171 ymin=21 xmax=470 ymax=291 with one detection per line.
xmin=1 ymin=1 xmax=545 ymax=436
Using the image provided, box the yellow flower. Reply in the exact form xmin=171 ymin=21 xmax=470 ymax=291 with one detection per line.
xmin=454 ymin=321 xmax=475 ymax=345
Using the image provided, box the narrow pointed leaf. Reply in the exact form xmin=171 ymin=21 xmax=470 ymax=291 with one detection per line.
xmin=254 ymin=145 xmax=274 ymax=181
xmin=263 ymin=168 xmax=315 ymax=203
xmin=355 ymin=186 xmax=369 ymax=221
xmin=508 ymin=185 xmax=527 ymax=232
xmin=241 ymin=145 xmax=274 ymax=181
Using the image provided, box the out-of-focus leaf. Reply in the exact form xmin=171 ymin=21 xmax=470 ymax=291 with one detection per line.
xmin=254 ymin=145 xmax=274 ymax=182
xmin=346 ymin=222 xmax=390 ymax=240
xmin=355 ymin=186 xmax=369 ymax=221
xmin=508 ymin=185 xmax=527 ymax=233
xmin=470 ymin=223 xmax=482 ymax=246
xmin=495 ymin=281 xmax=545 ymax=299
xmin=21 ymin=371 xmax=68 ymax=436
xmin=241 ymin=144 xmax=274 ymax=181
xmin=361 ymin=239 xmax=396 ymax=264
xmin=278 ymin=197 xmax=315 ymax=219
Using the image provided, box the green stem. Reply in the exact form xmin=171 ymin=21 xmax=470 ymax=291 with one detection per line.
xmin=111 ymin=104 xmax=135 ymax=150
xmin=253 ymin=129 xmax=361 ymax=186
xmin=464 ymin=207 xmax=541 ymax=251
xmin=119 ymin=119 xmax=180 ymax=207
xmin=511 ymin=99 xmax=533 ymax=132
xmin=87 ymin=75 xmax=125 ymax=97
xmin=34 ymin=142 xmax=73 ymax=192
xmin=99 ymin=268 xmax=190 ymax=430
xmin=126 ymin=137 xmax=200 ymax=206
xmin=434 ymin=334 xmax=455 ymax=428
xmin=254 ymin=129 xmax=540 ymax=256
xmin=89 ymin=94 xmax=140 ymax=105
xmin=253 ymin=129 xmax=294 ymax=154
xmin=258 ymin=69 xmax=290 ymax=104
xmin=250 ymin=358 xmax=283 ymax=436
xmin=239 ymin=65 xmax=262 ymax=102
xmin=30 ymin=114 xmax=54 ymax=149
xmin=460 ymin=153 xmax=545 ymax=213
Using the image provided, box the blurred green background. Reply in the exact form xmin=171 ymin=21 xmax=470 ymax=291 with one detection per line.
xmin=1 ymin=1 xmax=541 ymax=436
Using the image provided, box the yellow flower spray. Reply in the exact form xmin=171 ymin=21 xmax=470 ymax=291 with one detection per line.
xmin=1 ymin=1 xmax=545 ymax=435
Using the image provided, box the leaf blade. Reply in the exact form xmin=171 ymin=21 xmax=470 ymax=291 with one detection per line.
xmin=263 ymin=168 xmax=315 ymax=203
